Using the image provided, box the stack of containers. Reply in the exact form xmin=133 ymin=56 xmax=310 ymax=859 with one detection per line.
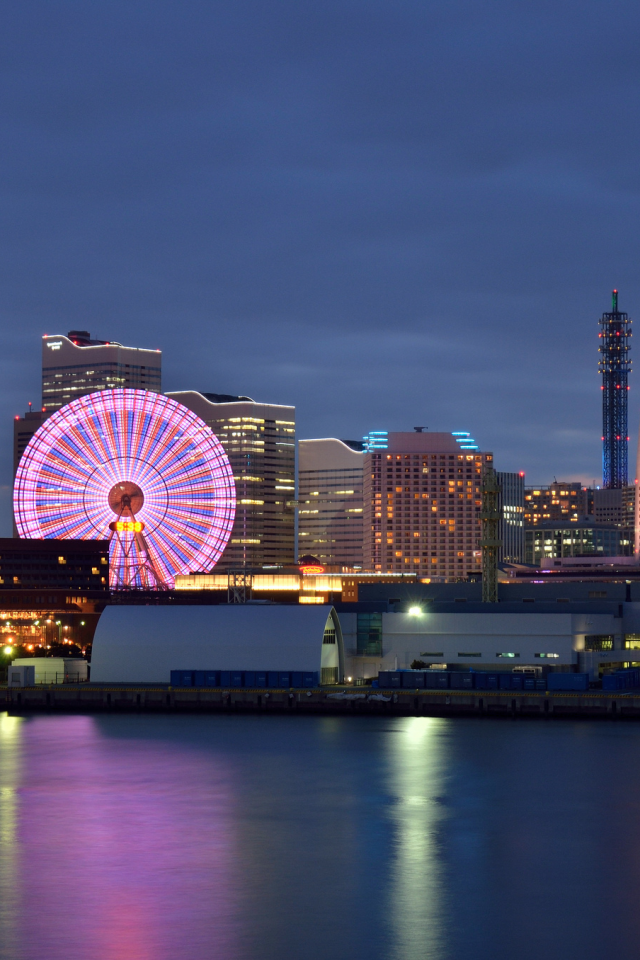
xmin=602 ymin=668 xmax=640 ymax=692
xmin=546 ymin=673 xmax=590 ymax=692
xmin=169 ymin=670 xmax=319 ymax=688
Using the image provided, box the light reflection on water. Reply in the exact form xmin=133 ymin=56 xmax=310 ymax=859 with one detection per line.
xmin=2 ymin=713 xmax=640 ymax=960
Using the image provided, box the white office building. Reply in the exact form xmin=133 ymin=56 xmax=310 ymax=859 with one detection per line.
xmin=298 ymin=438 xmax=365 ymax=568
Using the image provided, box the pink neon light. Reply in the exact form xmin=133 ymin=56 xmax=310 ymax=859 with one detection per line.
xmin=13 ymin=389 xmax=236 ymax=589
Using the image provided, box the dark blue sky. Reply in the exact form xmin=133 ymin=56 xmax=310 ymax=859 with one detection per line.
xmin=2 ymin=0 xmax=640 ymax=533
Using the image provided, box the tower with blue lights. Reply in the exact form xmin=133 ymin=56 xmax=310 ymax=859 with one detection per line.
xmin=598 ymin=289 xmax=632 ymax=488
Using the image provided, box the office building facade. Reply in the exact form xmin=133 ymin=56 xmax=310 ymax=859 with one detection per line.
xmin=42 ymin=332 xmax=162 ymax=412
xmin=496 ymin=471 xmax=525 ymax=563
xmin=524 ymin=521 xmax=629 ymax=565
xmin=297 ymin=439 xmax=365 ymax=568
xmin=167 ymin=391 xmax=295 ymax=569
xmin=363 ymin=430 xmax=492 ymax=579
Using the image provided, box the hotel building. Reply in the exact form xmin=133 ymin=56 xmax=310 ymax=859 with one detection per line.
xmin=297 ymin=438 xmax=365 ymax=568
xmin=363 ymin=429 xmax=492 ymax=579
xmin=42 ymin=331 xmax=161 ymax=412
xmin=167 ymin=391 xmax=296 ymax=569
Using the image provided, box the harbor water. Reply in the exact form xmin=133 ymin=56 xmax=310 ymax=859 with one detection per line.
xmin=1 ymin=712 xmax=640 ymax=960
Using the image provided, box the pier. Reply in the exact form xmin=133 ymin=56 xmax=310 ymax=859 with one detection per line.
xmin=3 ymin=684 xmax=640 ymax=719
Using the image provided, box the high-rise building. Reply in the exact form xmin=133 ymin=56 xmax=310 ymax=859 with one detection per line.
xmin=524 ymin=482 xmax=587 ymax=525
xmin=598 ymin=290 xmax=632 ymax=488
xmin=298 ymin=439 xmax=365 ymax=568
xmin=496 ymin=471 xmax=525 ymax=563
xmin=167 ymin=391 xmax=295 ymax=569
xmin=363 ymin=430 xmax=492 ymax=579
xmin=42 ymin=331 xmax=162 ymax=412
xmin=14 ymin=407 xmax=48 ymax=476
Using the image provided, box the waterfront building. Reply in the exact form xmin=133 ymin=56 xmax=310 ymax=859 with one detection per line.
xmin=174 ymin=569 xmax=416 ymax=603
xmin=524 ymin=521 xmax=629 ymax=565
xmin=167 ymin=391 xmax=296 ymax=569
xmin=363 ymin=429 xmax=492 ymax=579
xmin=42 ymin=331 xmax=161 ymax=412
xmin=0 ymin=538 xmax=109 ymax=650
xmin=297 ymin=439 xmax=365 ymax=568
xmin=524 ymin=482 xmax=588 ymax=525
xmin=496 ymin=471 xmax=525 ymax=563
xmin=339 ymin=578 xmax=640 ymax=681
xmin=91 ymin=604 xmax=343 ymax=684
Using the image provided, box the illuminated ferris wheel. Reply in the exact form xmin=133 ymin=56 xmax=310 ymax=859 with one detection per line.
xmin=13 ymin=389 xmax=236 ymax=589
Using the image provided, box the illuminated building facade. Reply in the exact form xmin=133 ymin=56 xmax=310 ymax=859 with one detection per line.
xmin=42 ymin=332 xmax=161 ymax=412
xmin=363 ymin=430 xmax=492 ymax=579
xmin=524 ymin=521 xmax=629 ymax=565
xmin=524 ymin=483 xmax=587 ymax=525
xmin=0 ymin=538 xmax=109 ymax=654
xmin=297 ymin=439 xmax=364 ymax=568
xmin=167 ymin=391 xmax=296 ymax=569
xmin=496 ymin=471 xmax=525 ymax=563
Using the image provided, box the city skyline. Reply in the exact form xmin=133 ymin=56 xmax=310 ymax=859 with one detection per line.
xmin=3 ymin=2 xmax=640 ymax=532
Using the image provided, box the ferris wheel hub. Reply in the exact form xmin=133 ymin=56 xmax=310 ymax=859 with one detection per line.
xmin=108 ymin=481 xmax=144 ymax=516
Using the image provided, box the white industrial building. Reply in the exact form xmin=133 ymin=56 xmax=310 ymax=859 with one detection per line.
xmin=91 ymin=604 xmax=342 ymax=684
xmin=339 ymin=606 xmax=640 ymax=681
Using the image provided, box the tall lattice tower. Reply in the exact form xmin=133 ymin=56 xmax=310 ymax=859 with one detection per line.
xmin=599 ymin=289 xmax=632 ymax=488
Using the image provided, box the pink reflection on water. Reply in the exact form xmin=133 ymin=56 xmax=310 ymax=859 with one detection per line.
xmin=14 ymin=716 xmax=241 ymax=960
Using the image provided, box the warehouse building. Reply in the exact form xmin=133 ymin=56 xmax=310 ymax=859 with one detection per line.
xmin=91 ymin=604 xmax=343 ymax=684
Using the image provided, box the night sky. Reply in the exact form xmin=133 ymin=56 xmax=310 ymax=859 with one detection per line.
xmin=2 ymin=1 xmax=640 ymax=534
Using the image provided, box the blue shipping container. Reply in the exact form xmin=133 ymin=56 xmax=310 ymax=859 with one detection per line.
xmin=450 ymin=673 xmax=475 ymax=690
xmin=499 ymin=674 xmax=511 ymax=690
xmin=230 ymin=672 xmax=243 ymax=687
xmin=402 ymin=672 xmax=424 ymax=688
xmin=547 ymin=673 xmax=589 ymax=692
xmin=303 ymin=672 xmax=318 ymax=687
xmin=267 ymin=672 xmax=280 ymax=688
xmin=279 ymin=672 xmax=291 ymax=688
xmin=291 ymin=672 xmax=304 ymax=688
xmin=243 ymin=671 xmax=256 ymax=687
xmin=194 ymin=671 xmax=206 ymax=687
xmin=205 ymin=671 xmax=219 ymax=686
xmin=255 ymin=672 xmax=267 ymax=687
xmin=220 ymin=671 xmax=232 ymax=687
xmin=170 ymin=670 xmax=192 ymax=686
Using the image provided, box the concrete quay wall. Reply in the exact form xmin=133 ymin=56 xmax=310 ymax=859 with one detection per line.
xmin=2 ymin=684 xmax=640 ymax=719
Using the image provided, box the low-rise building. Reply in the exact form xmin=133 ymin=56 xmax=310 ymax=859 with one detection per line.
xmin=524 ymin=521 xmax=630 ymax=565
xmin=524 ymin=482 xmax=587 ymax=525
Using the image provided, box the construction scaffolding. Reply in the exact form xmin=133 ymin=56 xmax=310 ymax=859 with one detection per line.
xmin=480 ymin=466 xmax=502 ymax=603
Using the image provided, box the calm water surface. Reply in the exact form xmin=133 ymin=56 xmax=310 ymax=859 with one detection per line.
xmin=1 ymin=712 xmax=640 ymax=960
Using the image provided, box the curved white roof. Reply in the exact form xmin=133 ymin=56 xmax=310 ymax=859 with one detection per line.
xmin=91 ymin=604 xmax=341 ymax=683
